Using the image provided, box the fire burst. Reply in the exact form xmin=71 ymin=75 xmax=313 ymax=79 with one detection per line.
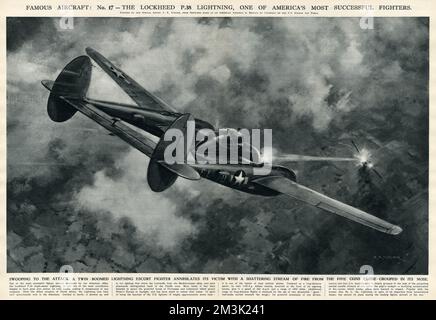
xmin=354 ymin=148 xmax=373 ymax=167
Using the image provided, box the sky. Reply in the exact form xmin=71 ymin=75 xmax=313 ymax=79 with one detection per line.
xmin=7 ymin=17 xmax=428 ymax=274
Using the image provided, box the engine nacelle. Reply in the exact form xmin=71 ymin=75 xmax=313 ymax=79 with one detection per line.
xmin=270 ymin=165 xmax=297 ymax=182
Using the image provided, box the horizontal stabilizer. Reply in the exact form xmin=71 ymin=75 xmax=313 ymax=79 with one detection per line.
xmin=157 ymin=161 xmax=200 ymax=180
xmin=61 ymin=97 xmax=157 ymax=157
xmin=41 ymin=80 xmax=54 ymax=91
xmin=86 ymin=47 xmax=176 ymax=112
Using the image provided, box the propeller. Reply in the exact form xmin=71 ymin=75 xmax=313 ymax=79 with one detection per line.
xmin=351 ymin=140 xmax=383 ymax=179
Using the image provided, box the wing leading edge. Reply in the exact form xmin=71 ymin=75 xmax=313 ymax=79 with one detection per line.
xmin=252 ymin=176 xmax=402 ymax=235
xmin=85 ymin=47 xmax=176 ymax=112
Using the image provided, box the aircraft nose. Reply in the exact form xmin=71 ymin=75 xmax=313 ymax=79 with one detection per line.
xmin=389 ymin=225 xmax=403 ymax=235
xmin=85 ymin=47 xmax=95 ymax=55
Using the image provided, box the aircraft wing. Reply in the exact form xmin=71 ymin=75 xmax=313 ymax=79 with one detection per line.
xmin=252 ymin=175 xmax=402 ymax=235
xmin=61 ymin=97 xmax=157 ymax=157
xmin=85 ymin=47 xmax=176 ymax=112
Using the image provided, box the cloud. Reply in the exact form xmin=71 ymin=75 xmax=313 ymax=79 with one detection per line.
xmin=209 ymin=65 xmax=231 ymax=84
xmin=75 ymin=149 xmax=197 ymax=250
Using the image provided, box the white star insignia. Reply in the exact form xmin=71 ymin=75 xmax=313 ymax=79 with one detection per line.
xmin=109 ymin=66 xmax=131 ymax=84
xmin=234 ymin=171 xmax=245 ymax=185
xmin=110 ymin=66 xmax=124 ymax=78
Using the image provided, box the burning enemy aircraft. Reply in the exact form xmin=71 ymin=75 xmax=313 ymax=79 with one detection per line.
xmin=41 ymin=48 xmax=402 ymax=235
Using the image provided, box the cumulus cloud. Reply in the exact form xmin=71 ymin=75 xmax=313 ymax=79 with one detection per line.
xmin=75 ymin=149 xmax=196 ymax=250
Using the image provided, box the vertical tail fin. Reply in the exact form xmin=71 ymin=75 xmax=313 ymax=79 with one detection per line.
xmin=147 ymin=113 xmax=200 ymax=192
xmin=43 ymin=55 xmax=92 ymax=122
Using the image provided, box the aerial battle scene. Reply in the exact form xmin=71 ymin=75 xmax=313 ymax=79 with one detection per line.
xmin=7 ymin=17 xmax=428 ymax=274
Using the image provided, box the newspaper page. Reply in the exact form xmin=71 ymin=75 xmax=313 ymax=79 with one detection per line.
xmin=0 ymin=0 xmax=434 ymax=302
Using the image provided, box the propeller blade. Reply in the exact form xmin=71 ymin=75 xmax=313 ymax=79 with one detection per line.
xmin=351 ymin=140 xmax=360 ymax=154
xmin=373 ymin=168 xmax=383 ymax=179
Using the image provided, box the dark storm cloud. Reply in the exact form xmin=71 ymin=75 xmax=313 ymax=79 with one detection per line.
xmin=7 ymin=17 xmax=428 ymax=273
xmin=7 ymin=18 xmax=52 ymax=52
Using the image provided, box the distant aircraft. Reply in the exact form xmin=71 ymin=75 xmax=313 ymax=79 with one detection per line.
xmin=41 ymin=48 xmax=402 ymax=235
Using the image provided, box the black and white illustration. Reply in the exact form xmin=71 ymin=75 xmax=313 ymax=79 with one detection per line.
xmin=7 ymin=17 xmax=428 ymax=274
